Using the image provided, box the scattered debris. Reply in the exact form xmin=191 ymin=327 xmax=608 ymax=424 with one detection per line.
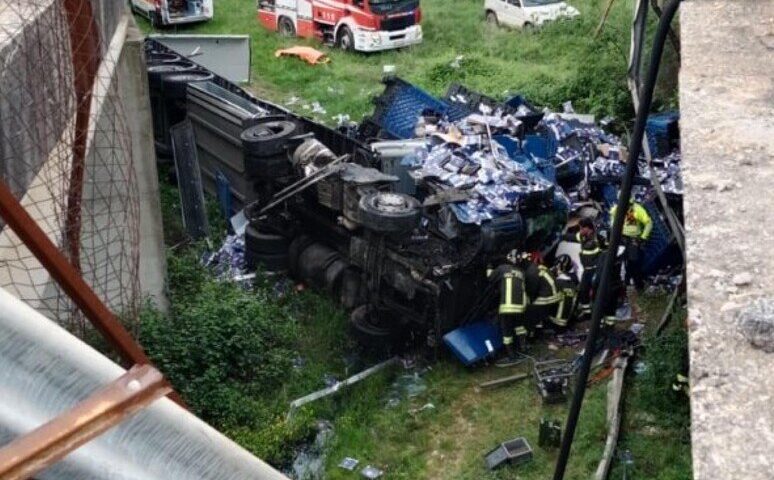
xmin=533 ymin=359 xmax=574 ymax=404
xmin=311 ymin=101 xmax=327 ymax=115
xmin=479 ymin=372 xmax=529 ymax=390
xmin=290 ymin=420 xmax=334 ymax=480
xmin=338 ymin=457 xmax=359 ymax=471
xmin=360 ymin=465 xmax=384 ymax=479
xmin=409 ymin=403 xmax=436 ymax=415
xmin=538 ymin=418 xmax=562 ymax=449
xmin=289 ymin=357 xmax=399 ymax=417
xmin=275 ymin=46 xmax=330 ymax=65
xmin=732 ymin=272 xmax=753 ymax=287
xmin=485 ymin=437 xmax=533 ymax=470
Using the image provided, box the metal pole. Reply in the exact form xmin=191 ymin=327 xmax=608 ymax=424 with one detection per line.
xmin=62 ymin=0 xmax=101 ymax=273
xmin=552 ymin=1 xmax=681 ymax=477
xmin=0 ymin=365 xmax=170 ymax=480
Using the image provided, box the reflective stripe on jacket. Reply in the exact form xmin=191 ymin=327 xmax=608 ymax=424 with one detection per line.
xmin=499 ymin=269 xmax=527 ymax=314
xmin=533 ymin=265 xmax=561 ymax=306
xmin=551 ymin=274 xmax=578 ymax=326
xmin=610 ymin=202 xmax=653 ymax=240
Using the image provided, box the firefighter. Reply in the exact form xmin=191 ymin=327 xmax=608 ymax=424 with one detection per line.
xmin=525 ymin=255 xmax=561 ymax=336
xmin=551 ymin=254 xmax=579 ymax=330
xmin=488 ymin=250 xmax=530 ymax=367
xmin=573 ymin=218 xmax=606 ymax=319
xmin=594 ymin=247 xmax=626 ymax=331
xmin=610 ymin=198 xmax=652 ymax=291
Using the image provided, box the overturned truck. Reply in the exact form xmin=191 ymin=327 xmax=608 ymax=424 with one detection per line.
xmin=145 ymin=40 xmax=681 ymax=351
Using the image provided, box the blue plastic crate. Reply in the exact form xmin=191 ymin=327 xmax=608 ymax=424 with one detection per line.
xmin=215 ymin=170 xmax=233 ymax=218
xmin=640 ymin=201 xmax=677 ymax=275
xmin=645 ymin=112 xmax=679 ymax=158
xmin=443 ymin=320 xmax=503 ymax=366
xmin=370 ymin=77 xmax=469 ymax=140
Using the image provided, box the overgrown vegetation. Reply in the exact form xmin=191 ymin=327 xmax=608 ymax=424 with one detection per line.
xmin=137 ymin=0 xmax=678 ymax=128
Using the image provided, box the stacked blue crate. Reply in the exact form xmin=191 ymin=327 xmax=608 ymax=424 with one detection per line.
xmin=645 ymin=111 xmax=679 ymax=158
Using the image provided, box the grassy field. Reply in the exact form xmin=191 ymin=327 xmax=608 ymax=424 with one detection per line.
xmin=137 ymin=0 xmax=677 ymax=128
xmin=139 ymin=1 xmax=689 ymax=478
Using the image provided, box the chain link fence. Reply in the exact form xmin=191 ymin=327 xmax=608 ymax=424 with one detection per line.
xmin=0 ymin=0 xmax=140 ymax=336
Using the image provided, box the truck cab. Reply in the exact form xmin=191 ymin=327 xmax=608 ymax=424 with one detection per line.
xmin=258 ymin=0 xmax=423 ymax=52
xmin=132 ymin=0 xmax=213 ymax=27
xmin=484 ymin=0 xmax=579 ymax=29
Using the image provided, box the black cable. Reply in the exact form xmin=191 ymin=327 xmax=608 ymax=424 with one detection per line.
xmin=552 ymin=1 xmax=682 ymax=478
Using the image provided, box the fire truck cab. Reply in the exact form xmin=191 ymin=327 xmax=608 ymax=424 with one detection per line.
xmin=258 ymin=0 xmax=423 ymax=52
xmin=131 ymin=0 xmax=213 ymax=27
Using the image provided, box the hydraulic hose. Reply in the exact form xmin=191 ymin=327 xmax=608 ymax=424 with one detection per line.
xmin=552 ymin=0 xmax=682 ymax=478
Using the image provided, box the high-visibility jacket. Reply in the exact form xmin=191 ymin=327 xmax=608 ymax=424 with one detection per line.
xmin=551 ymin=273 xmax=578 ymax=327
xmin=610 ymin=202 xmax=653 ymax=240
xmin=490 ymin=264 xmax=528 ymax=314
xmin=526 ymin=264 xmax=561 ymax=306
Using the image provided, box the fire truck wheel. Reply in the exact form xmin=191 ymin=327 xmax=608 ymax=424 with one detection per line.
xmin=278 ymin=17 xmax=296 ymax=37
xmin=358 ymin=192 xmax=421 ymax=233
xmin=486 ymin=11 xmax=498 ymax=26
xmin=241 ymin=117 xmax=302 ymax=158
xmin=336 ymin=26 xmax=354 ymax=51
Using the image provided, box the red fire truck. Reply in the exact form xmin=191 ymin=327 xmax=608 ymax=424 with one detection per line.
xmin=257 ymin=0 xmax=423 ymax=52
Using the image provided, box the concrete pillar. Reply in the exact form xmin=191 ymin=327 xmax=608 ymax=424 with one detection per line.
xmin=681 ymin=1 xmax=774 ymax=478
xmin=119 ymin=18 xmax=168 ymax=311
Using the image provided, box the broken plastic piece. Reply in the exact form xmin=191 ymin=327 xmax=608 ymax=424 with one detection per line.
xmin=339 ymin=457 xmax=359 ymax=471
xmin=361 ymin=465 xmax=384 ymax=479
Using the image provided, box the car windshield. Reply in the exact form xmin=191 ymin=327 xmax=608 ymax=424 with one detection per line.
xmin=523 ymin=0 xmax=564 ymax=6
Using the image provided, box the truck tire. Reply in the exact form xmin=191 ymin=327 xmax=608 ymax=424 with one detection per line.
xmin=245 ymin=152 xmax=293 ymax=179
xmin=336 ymin=26 xmax=355 ymax=51
xmin=349 ymin=305 xmax=393 ymax=341
xmin=146 ymin=52 xmax=181 ymax=65
xmin=160 ymin=71 xmax=215 ymax=99
xmin=278 ymin=17 xmax=296 ymax=37
xmin=358 ymin=192 xmax=421 ymax=233
xmin=245 ymin=251 xmax=289 ymax=272
xmin=288 ymin=235 xmax=316 ymax=277
xmin=245 ymin=225 xmax=288 ymax=255
xmin=241 ymin=117 xmax=301 ymax=158
xmin=486 ymin=11 xmax=498 ymax=26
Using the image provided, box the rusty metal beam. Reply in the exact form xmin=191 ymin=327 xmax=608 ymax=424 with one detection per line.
xmin=0 ymin=365 xmax=171 ymax=480
xmin=62 ymin=0 xmax=101 ymax=274
xmin=0 ymin=179 xmax=151 ymax=366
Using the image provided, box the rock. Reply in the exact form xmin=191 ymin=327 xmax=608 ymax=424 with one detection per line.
xmin=732 ymin=272 xmax=753 ymax=286
xmin=736 ymin=298 xmax=774 ymax=353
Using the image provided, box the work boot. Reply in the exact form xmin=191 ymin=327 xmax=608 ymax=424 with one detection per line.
xmin=495 ymin=343 xmax=522 ymax=367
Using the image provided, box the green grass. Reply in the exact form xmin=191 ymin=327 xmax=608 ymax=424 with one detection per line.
xmin=137 ymin=0 xmax=678 ymax=128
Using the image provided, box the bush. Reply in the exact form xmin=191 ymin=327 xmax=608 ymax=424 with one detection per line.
xmin=139 ymin=251 xmax=300 ymax=450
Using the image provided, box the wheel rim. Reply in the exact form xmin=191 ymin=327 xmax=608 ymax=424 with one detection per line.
xmin=340 ymin=31 xmax=352 ymax=50
xmin=280 ymin=20 xmax=293 ymax=36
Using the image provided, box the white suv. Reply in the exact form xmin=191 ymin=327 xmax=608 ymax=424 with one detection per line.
xmin=484 ymin=0 xmax=580 ymax=29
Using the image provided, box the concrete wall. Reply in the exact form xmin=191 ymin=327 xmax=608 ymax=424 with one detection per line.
xmin=681 ymin=1 xmax=774 ymax=478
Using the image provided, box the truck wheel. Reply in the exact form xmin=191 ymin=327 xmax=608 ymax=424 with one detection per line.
xmin=358 ymin=192 xmax=421 ymax=233
xmin=245 ymin=251 xmax=289 ymax=272
xmin=350 ymin=305 xmax=393 ymax=342
xmin=245 ymin=225 xmax=288 ymax=254
xmin=336 ymin=26 xmax=354 ymax=51
xmin=486 ymin=11 xmax=498 ymax=26
xmin=278 ymin=17 xmax=296 ymax=37
xmin=160 ymin=71 xmax=215 ymax=99
xmin=288 ymin=235 xmax=315 ymax=277
xmin=241 ymin=117 xmax=301 ymax=158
